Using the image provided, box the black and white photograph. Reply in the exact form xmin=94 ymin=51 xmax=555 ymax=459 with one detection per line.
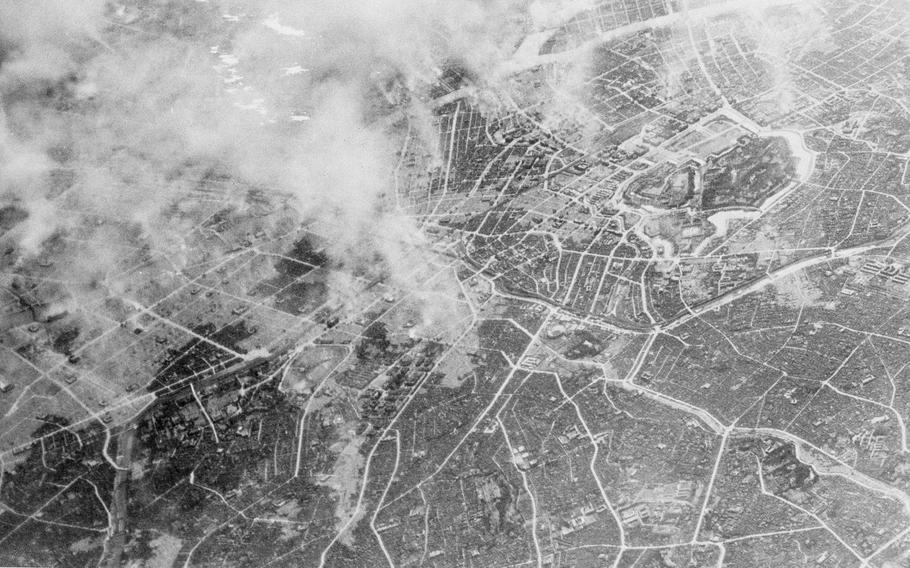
xmin=1 ymin=0 xmax=910 ymax=566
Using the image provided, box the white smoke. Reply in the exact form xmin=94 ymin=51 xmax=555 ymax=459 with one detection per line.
xmin=0 ymin=0 xmax=540 ymax=305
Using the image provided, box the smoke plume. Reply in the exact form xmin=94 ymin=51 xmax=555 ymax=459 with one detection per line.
xmin=0 ymin=0 xmax=532 ymax=309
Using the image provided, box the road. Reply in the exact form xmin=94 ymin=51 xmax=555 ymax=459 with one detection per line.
xmin=664 ymin=224 xmax=910 ymax=332
xmin=101 ymin=425 xmax=136 ymax=568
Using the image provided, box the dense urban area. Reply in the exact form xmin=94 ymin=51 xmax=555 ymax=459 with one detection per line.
xmin=3 ymin=0 xmax=910 ymax=567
